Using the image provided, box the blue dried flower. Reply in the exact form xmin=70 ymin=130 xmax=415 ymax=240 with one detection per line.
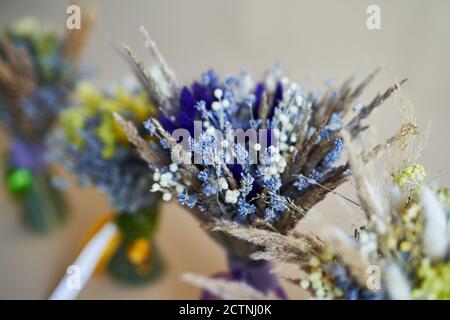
xmin=237 ymin=198 xmax=256 ymax=223
xmin=294 ymin=175 xmax=310 ymax=193
xmin=198 ymin=170 xmax=209 ymax=182
xmin=143 ymin=118 xmax=156 ymax=136
xmin=178 ymin=192 xmax=198 ymax=208
xmin=240 ymin=173 xmax=255 ymax=197
xmin=320 ymin=138 xmax=344 ymax=169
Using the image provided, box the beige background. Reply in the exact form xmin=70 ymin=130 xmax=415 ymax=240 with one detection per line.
xmin=0 ymin=0 xmax=449 ymax=299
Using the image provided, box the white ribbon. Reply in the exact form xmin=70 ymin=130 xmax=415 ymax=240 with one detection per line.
xmin=49 ymin=222 xmax=118 ymax=300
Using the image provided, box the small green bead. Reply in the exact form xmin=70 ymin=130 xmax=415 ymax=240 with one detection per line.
xmin=7 ymin=168 xmax=33 ymax=195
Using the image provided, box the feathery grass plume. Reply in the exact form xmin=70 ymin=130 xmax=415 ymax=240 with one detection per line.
xmin=386 ymin=84 xmax=430 ymax=180
xmin=384 ymin=262 xmax=411 ymax=300
xmin=343 ymin=129 xmax=387 ymax=234
xmin=52 ymin=81 xmax=165 ymax=285
xmin=211 ymin=219 xmax=322 ymax=264
xmin=0 ymin=13 xmax=94 ymax=232
xmin=361 ymin=122 xmax=418 ymax=164
xmin=420 ymin=187 xmax=448 ymax=260
xmin=322 ymin=227 xmax=371 ymax=286
xmin=182 ymin=273 xmax=277 ymax=300
xmin=113 ymin=112 xmax=164 ymax=167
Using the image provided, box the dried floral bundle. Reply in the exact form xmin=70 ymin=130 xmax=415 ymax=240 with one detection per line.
xmin=0 ymin=14 xmax=93 ymax=232
xmin=113 ymin=27 xmax=407 ymax=297
xmin=116 ymin=27 xmax=404 ymax=258
xmin=53 ymin=82 xmax=164 ymax=285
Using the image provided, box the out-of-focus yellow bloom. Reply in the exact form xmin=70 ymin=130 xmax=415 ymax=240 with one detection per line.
xmin=62 ymin=84 xmax=156 ymax=158
xmin=437 ymin=187 xmax=450 ymax=204
xmin=413 ymin=259 xmax=450 ymax=299
xmin=77 ymin=83 xmax=104 ymax=108
xmin=126 ymin=238 xmax=152 ymax=266
xmin=96 ymin=114 xmax=116 ymax=159
xmin=396 ymin=164 xmax=426 ymax=187
xmin=9 ymin=16 xmax=46 ymax=39
xmin=400 ymin=241 xmax=412 ymax=252
xmin=60 ymin=105 xmax=95 ymax=148
xmin=308 ymin=256 xmax=320 ymax=268
xmin=386 ymin=237 xmax=397 ymax=249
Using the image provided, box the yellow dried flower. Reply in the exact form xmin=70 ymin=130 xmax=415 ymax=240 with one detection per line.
xmin=437 ymin=188 xmax=450 ymax=204
xmin=309 ymin=256 xmax=321 ymax=268
xmin=78 ymin=83 xmax=104 ymax=108
xmin=400 ymin=241 xmax=412 ymax=252
xmin=62 ymin=84 xmax=156 ymax=159
xmin=96 ymin=114 xmax=116 ymax=159
xmin=386 ymin=237 xmax=397 ymax=249
xmin=60 ymin=106 xmax=95 ymax=148
xmin=396 ymin=164 xmax=426 ymax=187
xmin=414 ymin=259 xmax=450 ymax=299
xmin=126 ymin=238 xmax=152 ymax=266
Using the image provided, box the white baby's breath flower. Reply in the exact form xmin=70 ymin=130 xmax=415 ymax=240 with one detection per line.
xmin=221 ymin=140 xmax=229 ymax=148
xmin=218 ymin=177 xmax=228 ymax=191
xmin=175 ymin=184 xmax=185 ymax=194
xmin=206 ymin=126 xmax=216 ymax=136
xmin=159 ymin=172 xmax=173 ymax=187
xmin=222 ymin=99 xmax=230 ymax=108
xmin=169 ymin=163 xmax=178 ymax=172
xmin=162 ymin=192 xmax=172 ymax=202
xmin=225 ymin=189 xmax=239 ymax=204
xmin=211 ymin=101 xmax=221 ymax=111
xmin=214 ymin=88 xmax=223 ymax=99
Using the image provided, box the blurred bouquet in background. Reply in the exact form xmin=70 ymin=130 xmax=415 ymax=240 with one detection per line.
xmin=0 ymin=14 xmax=93 ymax=232
xmin=114 ymin=27 xmax=404 ymax=299
xmin=51 ymin=82 xmax=164 ymax=296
